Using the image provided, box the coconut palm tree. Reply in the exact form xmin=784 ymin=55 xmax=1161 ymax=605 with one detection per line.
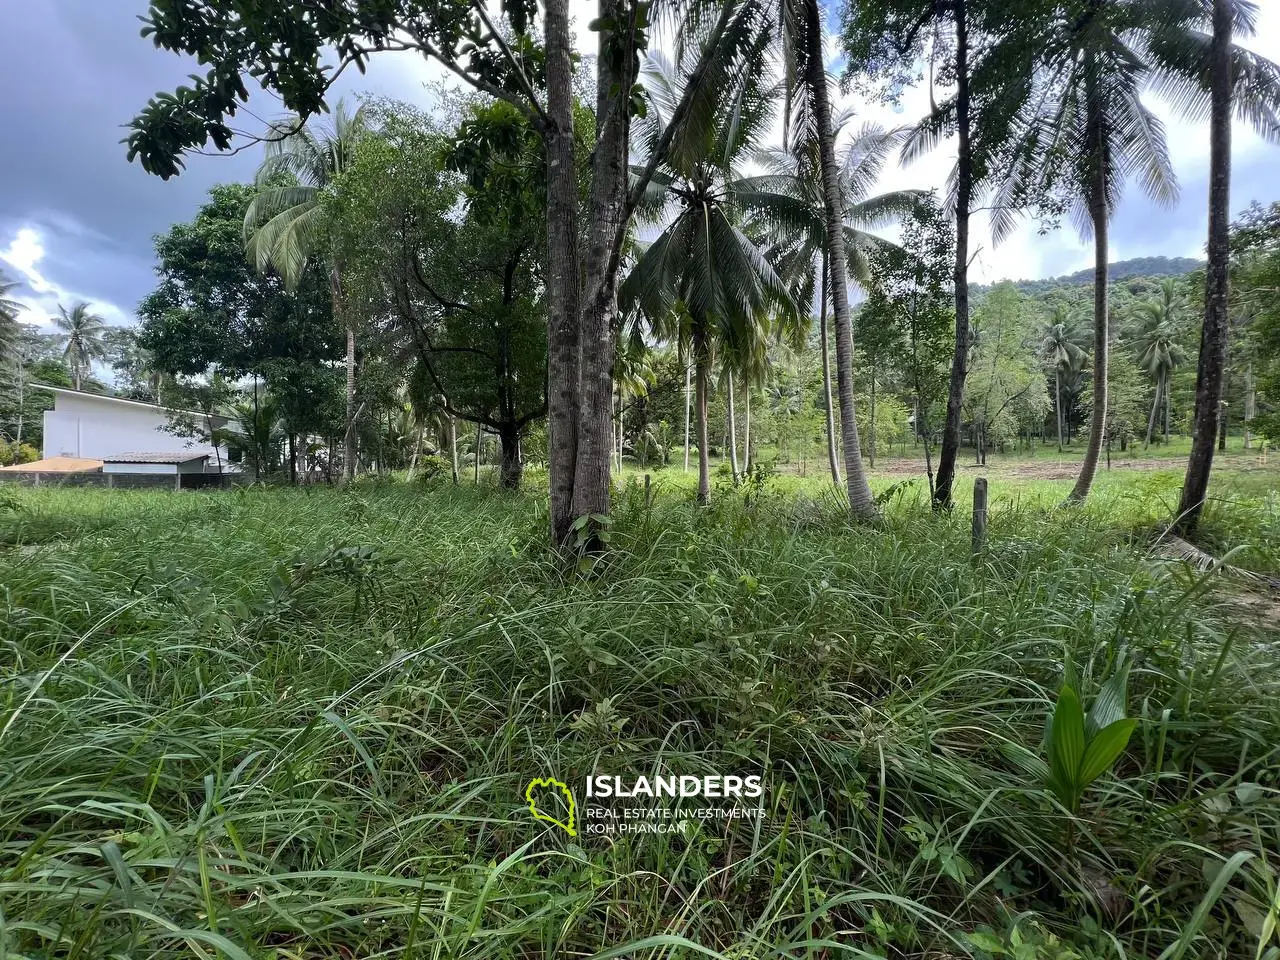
xmin=783 ymin=0 xmax=878 ymax=518
xmin=1130 ymin=282 xmax=1189 ymax=447
xmin=622 ymin=51 xmax=797 ymax=505
xmin=1177 ymin=0 xmax=1280 ymax=530
xmin=51 ymin=301 xmax=108 ymax=390
xmin=1039 ymin=307 xmax=1088 ymax=451
xmin=243 ymin=99 xmax=366 ymax=481
xmin=989 ymin=0 xmax=1280 ymax=503
xmin=743 ymin=120 xmax=924 ymax=486
xmin=0 ymin=271 xmax=21 ymax=354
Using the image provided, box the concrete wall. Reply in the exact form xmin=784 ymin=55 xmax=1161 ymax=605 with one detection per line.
xmin=42 ymin=393 xmax=227 ymax=463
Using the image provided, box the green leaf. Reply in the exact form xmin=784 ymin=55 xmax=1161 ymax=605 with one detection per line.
xmin=1048 ymin=685 xmax=1086 ymax=803
xmin=999 ymin=740 xmax=1050 ymax=782
xmin=966 ymin=930 xmax=1006 ymax=953
xmin=1086 ymin=659 xmax=1131 ymax=738
xmin=1079 ymin=718 xmax=1139 ymax=785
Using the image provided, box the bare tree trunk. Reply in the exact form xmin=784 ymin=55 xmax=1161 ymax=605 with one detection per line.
xmin=694 ymin=324 xmax=711 ymax=505
xmin=499 ymin=425 xmax=523 ymax=490
xmin=1055 ymin=370 xmax=1064 ymax=451
xmin=474 ymin=422 xmax=482 ymax=484
xmin=1067 ymin=75 xmax=1109 ymax=504
xmin=804 ymin=0 xmax=874 ymax=518
xmin=334 ymin=267 xmax=356 ymax=484
xmin=543 ymin=0 xmax=582 ymax=543
xmin=1144 ymin=379 xmax=1161 ymax=449
xmin=744 ymin=387 xmax=752 ymax=472
xmin=933 ymin=0 xmax=971 ymax=511
xmin=448 ymin=417 xmax=459 ymax=484
xmin=1244 ymin=361 xmax=1254 ymax=448
xmin=1163 ymin=372 xmax=1171 ymax=443
xmin=727 ymin=370 xmax=740 ymax=483
xmin=683 ymin=359 xmax=692 ymax=472
xmin=869 ymin=370 xmax=877 ymax=468
xmin=1178 ymin=0 xmax=1232 ymax=533
xmin=819 ymin=251 xmax=841 ymax=486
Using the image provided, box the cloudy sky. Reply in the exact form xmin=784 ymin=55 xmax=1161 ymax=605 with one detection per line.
xmin=2 ymin=1 xmax=1278 ymax=334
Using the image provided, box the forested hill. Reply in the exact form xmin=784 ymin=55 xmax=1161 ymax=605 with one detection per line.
xmin=975 ymin=256 xmax=1204 ymax=297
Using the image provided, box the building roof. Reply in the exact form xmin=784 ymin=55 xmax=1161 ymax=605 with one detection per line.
xmin=31 ymin=384 xmax=230 ymax=424
xmin=102 ymin=452 xmax=211 ymax=464
xmin=0 ymin=456 xmax=104 ymax=473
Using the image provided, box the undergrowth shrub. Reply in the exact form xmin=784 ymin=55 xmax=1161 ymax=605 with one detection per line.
xmin=0 ymin=484 xmax=1276 ymax=958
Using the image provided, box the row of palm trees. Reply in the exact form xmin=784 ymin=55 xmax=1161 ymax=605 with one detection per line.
xmin=0 ymin=278 xmax=111 ymax=393
xmin=1040 ymin=277 xmax=1189 ymax=451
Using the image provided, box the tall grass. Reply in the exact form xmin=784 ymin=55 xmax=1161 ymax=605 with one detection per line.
xmin=1 ymin=478 xmax=1277 ymax=959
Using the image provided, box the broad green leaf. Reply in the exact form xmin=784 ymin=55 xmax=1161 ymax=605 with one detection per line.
xmin=1049 ymin=685 xmax=1085 ymax=801
xmin=1080 ymin=718 xmax=1139 ymax=785
xmin=1086 ymin=659 xmax=1131 ymax=738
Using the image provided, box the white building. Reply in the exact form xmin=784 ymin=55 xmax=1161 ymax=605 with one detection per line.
xmin=37 ymin=385 xmax=232 ymax=468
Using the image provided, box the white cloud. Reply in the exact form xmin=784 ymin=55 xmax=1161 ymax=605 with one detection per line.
xmin=0 ymin=225 xmax=132 ymax=330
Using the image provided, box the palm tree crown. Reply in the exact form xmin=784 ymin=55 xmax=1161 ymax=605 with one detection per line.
xmin=243 ymin=99 xmax=367 ymax=288
xmin=52 ymin=301 xmax=108 ymax=391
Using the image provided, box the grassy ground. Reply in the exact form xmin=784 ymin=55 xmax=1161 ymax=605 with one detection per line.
xmin=1 ymin=465 xmax=1278 ymax=959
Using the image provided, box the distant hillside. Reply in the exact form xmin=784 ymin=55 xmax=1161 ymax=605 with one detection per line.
xmin=977 ymin=256 xmax=1204 ymax=297
xmin=1053 ymin=256 xmax=1203 ymax=284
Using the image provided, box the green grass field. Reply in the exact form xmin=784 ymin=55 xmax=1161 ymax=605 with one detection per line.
xmin=1 ymin=460 xmax=1278 ymax=959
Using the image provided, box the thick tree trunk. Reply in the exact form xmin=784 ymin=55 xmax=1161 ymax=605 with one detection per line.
xmin=819 ymin=251 xmax=841 ymax=486
xmin=933 ymin=0 xmax=971 ymax=511
xmin=694 ymin=324 xmax=711 ymax=505
xmin=570 ymin=0 xmax=641 ymax=539
xmin=543 ymin=0 xmax=583 ymax=543
xmin=727 ymin=370 xmax=740 ymax=483
xmin=499 ymin=425 xmax=523 ymax=490
xmin=1067 ymin=79 xmax=1109 ymax=504
xmin=805 ymin=0 xmax=874 ymax=518
xmin=1178 ymin=0 xmax=1232 ymax=532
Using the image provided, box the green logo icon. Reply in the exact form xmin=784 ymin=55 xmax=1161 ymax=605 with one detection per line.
xmin=525 ymin=777 xmax=577 ymax=836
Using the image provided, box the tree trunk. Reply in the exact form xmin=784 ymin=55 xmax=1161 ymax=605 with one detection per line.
xmin=448 ymin=417 xmax=459 ymax=484
xmin=683 ymin=359 xmax=692 ymax=471
xmin=1067 ymin=74 xmax=1109 ymax=504
xmin=1177 ymin=0 xmax=1232 ymax=532
xmin=543 ymin=0 xmax=583 ymax=543
xmin=819 ymin=250 xmax=841 ymax=486
xmin=1055 ymin=370 xmax=1064 ymax=451
xmin=869 ymin=370 xmax=877 ymax=468
xmin=1244 ymin=361 xmax=1254 ymax=448
xmin=474 ymin=422 xmax=482 ymax=484
xmin=694 ymin=323 xmax=711 ymax=505
xmin=1163 ymin=372 xmax=1171 ymax=442
xmin=1144 ymin=379 xmax=1161 ymax=449
xmin=727 ymin=370 xmax=740 ymax=483
xmin=334 ymin=267 xmax=356 ymax=484
xmin=804 ymin=0 xmax=874 ymax=518
xmin=933 ymin=0 xmax=972 ymax=511
xmin=499 ymin=425 xmax=523 ymax=490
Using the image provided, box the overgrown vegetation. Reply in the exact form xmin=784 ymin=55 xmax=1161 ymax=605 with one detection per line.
xmin=2 ymin=477 xmax=1278 ymax=958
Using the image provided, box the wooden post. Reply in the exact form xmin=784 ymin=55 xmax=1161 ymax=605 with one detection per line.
xmin=643 ymin=473 xmax=652 ymax=509
xmin=971 ymin=477 xmax=988 ymax=555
